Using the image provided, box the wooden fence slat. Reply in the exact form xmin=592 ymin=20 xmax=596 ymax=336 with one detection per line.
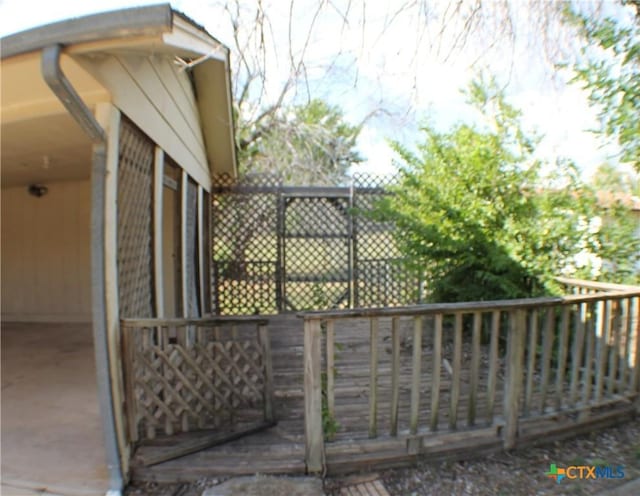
xmin=449 ymin=313 xmax=462 ymax=430
xmin=430 ymin=314 xmax=443 ymax=431
xmin=503 ymin=310 xmax=525 ymax=449
xmin=631 ymin=297 xmax=640 ymax=393
xmin=555 ymin=306 xmax=571 ymax=411
xmin=259 ymin=323 xmax=275 ymax=423
xmin=468 ymin=312 xmax=481 ymax=426
xmin=607 ymin=300 xmax=621 ymax=396
xmin=390 ymin=317 xmax=400 ymax=436
xmin=569 ymin=303 xmax=587 ymax=407
xmin=580 ymin=303 xmax=595 ymax=420
xmin=304 ymin=318 xmax=324 ymax=473
xmin=524 ymin=310 xmax=538 ymax=416
xmin=619 ymin=298 xmax=631 ymax=392
xmin=595 ymin=300 xmax=609 ymax=402
xmin=326 ymin=320 xmax=336 ymax=420
xmin=539 ymin=308 xmax=555 ymax=414
xmin=410 ymin=316 xmax=423 ymax=435
xmin=369 ymin=317 xmax=379 ymax=439
xmin=486 ymin=310 xmax=500 ymax=422
xmin=122 ymin=325 xmax=139 ymax=442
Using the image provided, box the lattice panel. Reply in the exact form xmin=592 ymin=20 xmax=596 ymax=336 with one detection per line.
xmin=125 ymin=324 xmax=270 ymax=441
xmin=212 ymin=174 xmax=279 ymax=314
xmin=118 ymin=118 xmax=154 ymax=318
xmin=210 ymin=173 xmax=420 ymax=314
xmin=283 ymin=196 xmax=350 ymax=311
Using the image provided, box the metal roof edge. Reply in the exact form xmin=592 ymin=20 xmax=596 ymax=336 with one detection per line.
xmin=1 ymin=3 xmax=174 ymax=59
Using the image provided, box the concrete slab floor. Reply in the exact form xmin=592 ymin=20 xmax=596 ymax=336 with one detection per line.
xmin=1 ymin=323 xmax=109 ymax=496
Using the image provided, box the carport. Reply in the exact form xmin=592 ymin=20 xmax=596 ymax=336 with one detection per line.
xmin=1 ymin=5 xmax=236 ymax=495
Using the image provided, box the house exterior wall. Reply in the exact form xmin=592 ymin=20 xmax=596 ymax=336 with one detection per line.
xmin=75 ymin=52 xmax=212 ymax=189
xmin=1 ymin=179 xmax=91 ymax=322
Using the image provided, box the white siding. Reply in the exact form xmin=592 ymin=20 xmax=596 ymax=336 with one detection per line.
xmin=1 ymin=180 xmax=91 ymax=322
xmin=76 ymin=53 xmax=211 ymax=189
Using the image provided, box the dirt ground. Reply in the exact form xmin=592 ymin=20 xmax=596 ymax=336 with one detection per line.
xmin=126 ymin=418 xmax=640 ymax=496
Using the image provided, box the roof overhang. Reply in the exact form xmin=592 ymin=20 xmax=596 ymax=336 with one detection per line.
xmin=1 ymin=3 xmax=237 ymax=179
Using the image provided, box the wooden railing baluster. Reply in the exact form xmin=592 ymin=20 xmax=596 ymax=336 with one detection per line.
xmin=524 ymin=310 xmax=538 ymax=416
xmin=449 ymin=313 xmax=462 ymax=430
xmin=409 ymin=316 xmax=423 ymax=435
xmin=595 ymin=300 xmax=609 ymax=402
xmin=608 ymin=300 xmax=621 ymax=396
xmin=580 ymin=302 xmax=595 ymax=420
xmin=326 ymin=319 xmax=335 ymax=423
xmin=468 ymin=312 xmax=481 ymax=426
xmin=569 ymin=303 xmax=587 ymax=408
xmin=555 ymin=306 xmax=571 ymax=411
xmin=539 ymin=308 xmax=554 ymax=414
xmin=430 ymin=313 xmax=443 ymax=431
xmin=486 ymin=310 xmax=500 ymax=422
xmin=369 ymin=317 xmax=379 ymax=439
xmin=390 ymin=316 xmax=400 ymax=436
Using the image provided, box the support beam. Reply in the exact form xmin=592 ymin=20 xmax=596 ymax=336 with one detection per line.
xmin=153 ymin=147 xmax=165 ymax=318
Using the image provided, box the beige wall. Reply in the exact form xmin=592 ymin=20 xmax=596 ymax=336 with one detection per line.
xmin=1 ymin=180 xmax=91 ymax=322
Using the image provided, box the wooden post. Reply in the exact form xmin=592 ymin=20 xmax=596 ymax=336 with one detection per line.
xmin=369 ymin=317 xmax=379 ymax=438
xmin=390 ymin=317 xmax=400 ymax=436
xmin=503 ymin=310 xmax=525 ymax=450
xmin=430 ymin=313 xmax=443 ymax=431
xmin=259 ymin=323 xmax=275 ymax=423
xmin=304 ymin=318 xmax=324 ymax=473
xmin=409 ymin=316 xmax=423 ymax=435
xmin=153 ymin=147 xmax=165 ymax=318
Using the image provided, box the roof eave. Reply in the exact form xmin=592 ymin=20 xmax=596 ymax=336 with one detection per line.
xmin=1 ymin=3 xmax=174 ymax=60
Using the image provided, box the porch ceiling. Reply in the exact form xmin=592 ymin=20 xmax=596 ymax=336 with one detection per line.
xmin=1 ymin=113 xmax=93 ymax=187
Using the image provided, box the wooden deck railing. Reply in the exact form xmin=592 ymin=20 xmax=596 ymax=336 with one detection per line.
xmin=301 ymin=279 xmax=640 ymax=473
xmin=121 ymin=316 xmax=274 ymax=443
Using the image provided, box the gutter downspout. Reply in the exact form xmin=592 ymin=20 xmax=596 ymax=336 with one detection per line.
xmin=42 ymin=44 xmax=124 ymax=496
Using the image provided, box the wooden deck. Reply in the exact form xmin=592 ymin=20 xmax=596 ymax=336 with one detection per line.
xmin=130 ymin=304 xmax=639 ymax=482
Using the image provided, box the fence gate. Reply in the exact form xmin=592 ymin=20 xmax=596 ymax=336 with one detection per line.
xmin=281 ymin=192 xmax=352 ymax=311
xmin=211 ymin=174 xmax=420 ymax=315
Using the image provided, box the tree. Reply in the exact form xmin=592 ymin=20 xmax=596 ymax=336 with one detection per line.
xmin=374 ymin=78 xmax=639 ymax=302
xmin=567 ymin=2 xmax=640 ymax=172
xmin=237 ymin=99 xmax=362 ymax=185
xmin=591 ymin=162 xmax=640 ymax=195
xmin=208 ymin=1 xmax=609 ymax=181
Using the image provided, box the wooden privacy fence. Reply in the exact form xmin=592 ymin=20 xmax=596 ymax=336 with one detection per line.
xmin=121 ymin=317 xmax=274 ymax=443
xmin=301 ymin=279 xmax=640 ymax=473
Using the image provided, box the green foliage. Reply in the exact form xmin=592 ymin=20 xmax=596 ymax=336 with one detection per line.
xmin=566 ymin=5 xmax=640 ymax=172
xmin=591 ymin=163 xmax=639 ymax=195
xmin=374 ymin=77 xmax=640 ymax=302
xmin=237 ymin=99 xmax=362 ymax=185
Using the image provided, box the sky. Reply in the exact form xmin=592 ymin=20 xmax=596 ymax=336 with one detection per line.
xmin=0 ymin=0 xmax=634 ymax=181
